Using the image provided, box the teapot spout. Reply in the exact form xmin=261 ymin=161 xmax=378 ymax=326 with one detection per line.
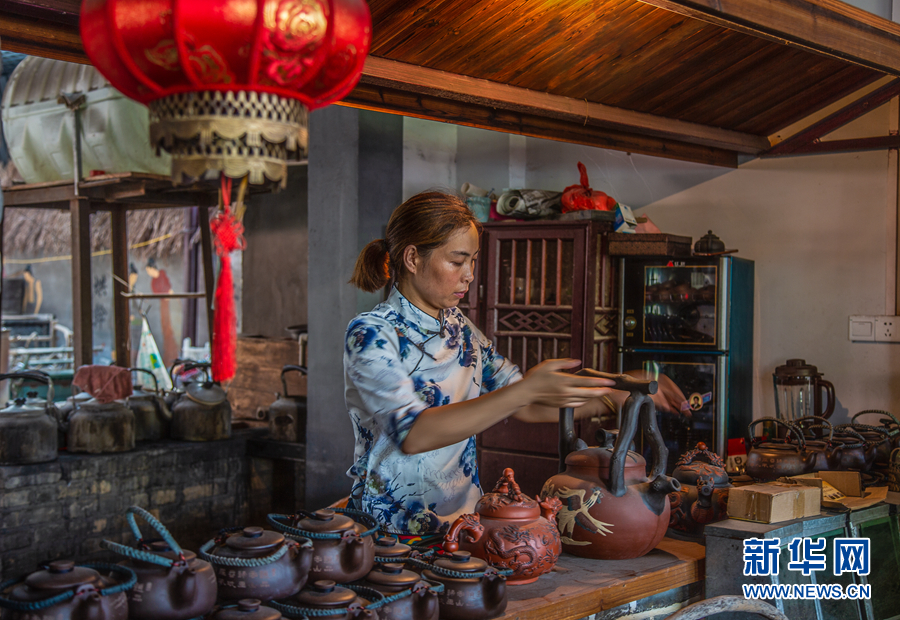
xmin=644 ymin=475 xmax=681 ymax=515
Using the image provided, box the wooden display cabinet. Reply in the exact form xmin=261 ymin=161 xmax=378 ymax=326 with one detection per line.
xmin=463 ymin=220 xmax=618 ymax=496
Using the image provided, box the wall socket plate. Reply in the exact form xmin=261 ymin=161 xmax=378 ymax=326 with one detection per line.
xmin=849 ymin=315 xmax=900 ymax=342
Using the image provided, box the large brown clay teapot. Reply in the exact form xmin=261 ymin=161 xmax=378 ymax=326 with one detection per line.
xmin=0 ymin=560 xmax=136 ymax=620
xmin=420 ymin=552 xmax=507 ymax=620
xmin=359 ymin=564 xmax=441 ymax=620
xmin=267 ymin=509 xmax=377 ymax=584
xmin=667 ymin=443 xmax=732 ymax=540
xmin=443 ymin=468 xmax=561 ymax=585
xmin=541 ymin=370 xmax=680 ymax=560
xmin=199 ymin=526 xmax=313 ymax=601
xmin=100 ymin=506 xmax=217 ymax=620
xmin=745 ymin=418 xmax=818 ymax=480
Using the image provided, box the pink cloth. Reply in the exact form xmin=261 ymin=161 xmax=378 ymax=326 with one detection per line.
xmin=73 ymin=365 xmax=133 ymax=403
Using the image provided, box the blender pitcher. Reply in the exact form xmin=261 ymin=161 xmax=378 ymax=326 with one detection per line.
xmin=773 ymin=359 xmax=835 ymax=423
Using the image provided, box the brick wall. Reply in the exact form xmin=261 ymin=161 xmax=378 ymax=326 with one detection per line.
xmin=0 ymin=430 xmax=280 ymax=581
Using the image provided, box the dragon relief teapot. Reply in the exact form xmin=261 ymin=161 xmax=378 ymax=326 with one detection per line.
xmin=667 ymin=443 xmax=732 ymax=540
xmin=443 ymin=468 xmax=561 ymax=584
xmin=541 ymin=370 xmax=680 ymax=560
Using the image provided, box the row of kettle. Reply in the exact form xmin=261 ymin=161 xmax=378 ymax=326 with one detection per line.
xmin=0 ymin=362 xmax=231 ymax=465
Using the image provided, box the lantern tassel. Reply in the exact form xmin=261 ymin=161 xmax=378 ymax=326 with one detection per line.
xmin=210 ymin=176 xmax=245 ymax=383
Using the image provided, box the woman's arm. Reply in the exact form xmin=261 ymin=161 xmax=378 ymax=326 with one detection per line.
xmin=401 ymin=358 xmax=615 ymax=454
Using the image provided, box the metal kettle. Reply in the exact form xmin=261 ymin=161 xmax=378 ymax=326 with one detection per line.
xmin=268 ymin=365 xmax=307 ymax=442
xmin=0 ymin=371 xmax=58 ymax=465
xmin=128 ymin=368 xmax=172 ymax=441
xmin=65 ymin=389 xmax=136 ymax=454
xmin=169 ymin=361 xmax=232 ymax=442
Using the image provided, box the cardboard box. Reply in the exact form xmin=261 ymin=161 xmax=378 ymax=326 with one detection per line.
xmin=787 ymin=471 xmax=863 ymax=499
xmin=726 ymin=481 xmax=820 ymax=524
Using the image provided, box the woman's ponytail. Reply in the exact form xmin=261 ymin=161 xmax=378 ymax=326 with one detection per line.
xmin=349 ymin=238 xmax=390 ymax=292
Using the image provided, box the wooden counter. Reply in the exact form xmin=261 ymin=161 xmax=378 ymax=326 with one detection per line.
xmin=499 ymin=538 xmax=705 ymax=620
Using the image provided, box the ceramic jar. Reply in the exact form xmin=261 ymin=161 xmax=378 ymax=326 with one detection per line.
xmin=267 ymin=509 xmax=377 ymax=583
xmin=199 ymin=526 xmax=313 ymax=601
xmin=0 ymin=560 xmax=135 ymax=620
xmin=360 ymin=564 xmax=440 ymax=620
xmin=667 ymin=442 xmax=732 ymax=540
xmin=421 ymin=552 xmax=507 ymax=620
xmin=445 ymin=468 xmax=561 ymax=584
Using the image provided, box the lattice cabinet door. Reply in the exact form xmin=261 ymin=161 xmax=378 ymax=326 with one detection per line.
xmin=474 ymin=220 xmax=617 ymax=496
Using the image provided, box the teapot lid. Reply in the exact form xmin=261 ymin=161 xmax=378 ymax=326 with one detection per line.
xmin=432 ymin=551 xmax=488 ymax=573
xmin=294 ymin=580 xmax=359 ymax=608
xmin=364 ymin=563 xmax=422 ymax=588
xmin=295 ymin=509 xmax=357 ymax=534
xmin=214 ymin=599 xmax=283 ymax=620
xmin=774 ymin=359 xmax=821 ymax=379
xmin=373 ymin=536 xmax=411 ymax=558
xmin=225 ymin=527 xmax=284 ymax=552
xmin=143 ymin=541 xmax=198 ymax=564
xmin=24 ymin=561 xmax=102 ymax=592
xmin=672 ymin=442 xmax=730 ymax=487
xmin=1 ymin=397 xmax=43 ymax=415
xmin=475 ymin=468 xmax=539 ymax=519
xmin=185 ymin=381 xmax=227 ymax=406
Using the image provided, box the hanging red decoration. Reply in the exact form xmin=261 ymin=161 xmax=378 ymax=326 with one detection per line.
xmin=210 ymin=176 xmax=245 ymax=382
xmin=80 ymin=0 xmax=372 ymax=187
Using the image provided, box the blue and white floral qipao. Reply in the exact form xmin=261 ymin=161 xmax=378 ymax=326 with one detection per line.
xmin=344 ymin=287 xmax=522 ymax=536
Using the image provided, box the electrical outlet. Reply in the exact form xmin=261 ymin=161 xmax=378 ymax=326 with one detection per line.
xmin=876 ymin=316 xmax=900 ymax=342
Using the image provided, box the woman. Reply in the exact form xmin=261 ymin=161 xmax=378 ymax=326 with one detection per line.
xmin=343 ymin=191 xmax=680 ymax=541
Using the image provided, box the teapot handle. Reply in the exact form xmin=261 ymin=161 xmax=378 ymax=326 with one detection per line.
xmin=748 ymin=418 xmax=805 ymax=450
xmin=794 ymin=415 xmax=834 ymax=442
xmin=168 ymin=359 xmax=210 ymax=384
xmin=816 ymin=378 xmax=835 ymax=420
xmin=0 ymin=370 xmax=54 ymax=407
xmin=129 ymin=367 xmax=160 ymax=395
xmin=281 ymin=365 xmax=308 ymax=398
xmin=852 ymin=409 xmax=900 ymax=429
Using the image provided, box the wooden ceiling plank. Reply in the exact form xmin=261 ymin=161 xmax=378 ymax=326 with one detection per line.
xmin=360 ymin=56 xmax=770 ymax=153
xmin=765 ymin=135 xmax=900 ymax=156
xmin=766 ymin=77 xmax=900 ymax=155
xmin=0 ymin=10 xmax=87 ymax=65
xmin=638 ymin=0 xmax=900 ymax=76
xmin=342 ymin=84 xmax=739 ymax=167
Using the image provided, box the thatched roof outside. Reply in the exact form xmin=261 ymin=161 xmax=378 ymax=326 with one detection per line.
xmin=2 ymin=207 xmax=193 ymax=260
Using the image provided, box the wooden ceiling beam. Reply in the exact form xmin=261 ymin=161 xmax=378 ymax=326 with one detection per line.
xmin=639 ymin=0 xmax=900 ymax=76
xmin=358 ymin=56 xmax=770 ymax=154
xmin=0 ymin=5 xmax=86 ymax=65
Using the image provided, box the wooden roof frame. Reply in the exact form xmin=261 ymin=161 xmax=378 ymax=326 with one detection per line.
xmin=2 ymin=0 xmax=900 ymax=167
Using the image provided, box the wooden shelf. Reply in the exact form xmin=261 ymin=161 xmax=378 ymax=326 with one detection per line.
xmin=500 ymin=538 xmax=705 ymax=620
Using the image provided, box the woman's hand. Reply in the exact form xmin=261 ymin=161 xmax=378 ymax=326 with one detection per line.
xmin=520 ymin=359 xmax=616 ymax=408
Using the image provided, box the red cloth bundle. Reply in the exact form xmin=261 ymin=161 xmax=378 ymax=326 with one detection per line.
xmin=73 ymin=365 xmax=133 ymax=403
xmin=561 ymin=162 xmax=617 ymax=212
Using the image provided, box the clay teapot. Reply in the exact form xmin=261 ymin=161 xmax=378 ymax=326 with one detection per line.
xmin=830 ymin=424 xmax=878 ymax=472
xmin=268 ymin=365 xmax=307 ymax=442
xmin=0 ymin=560 xmax=136 ymax=620
xmin=267 ymin=509 xmax=377 ymax=583
xmin=420 ymin=552 xmax=507 ymax=620
xmin=0 ymin=371 xmax=59 ymax=465
xmin=169 ymin=361 xmax=231 ymax=441
xmin=541 ymin=370 xmax=680 ymax=560
xmin=213 ymin=599 xmax=283 ymax=620
xmin=444 ymin=467 xmax=561 ymax=584
xmin=744 ymin=418 xmax=817 ymax=480
xmin=127 ymin=368 xmax=171 ymax=441
xmin=359 ymin=564 xmax=440 ymax=620
xmin=199 ymin=526 xmax=314 ymax=601
xmin=271 ymin=580 xmax=381 ymax=620
xmin=667 ymin=442 xmax=732 ymax=540
xmin=853 ymin=410 xmax=900 ymax=452
xmin=101 ymin=506 xmax=217 ymax=620
xmin=792 ymin=416 xmax=846 ymax=472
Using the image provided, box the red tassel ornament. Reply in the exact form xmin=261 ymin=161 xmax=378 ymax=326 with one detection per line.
xmin=210 ymin=176 xmax=246 ymax=382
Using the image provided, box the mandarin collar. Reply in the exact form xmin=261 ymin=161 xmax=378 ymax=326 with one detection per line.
xmin=388 ymin=286 xmax=448 ymax=333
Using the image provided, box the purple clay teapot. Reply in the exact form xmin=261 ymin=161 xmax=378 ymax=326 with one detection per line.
xmin=0 ymin=560 xmax=136 ymax=620
xmin=213 ymin=599 xmax=283 ymax=620
xmin=744 ymin=418 xmax=818 ymax=480
xmin=792 ymin=416 xmax=846 ymax=473
xmin=199 ymin=526 xmax=313 ymax=601
xmin=271 ymin=580 xmax=382 ymax=620
xmin=541 ymin=371 xmax=680 ymax=560
xmin=101 ymin=506 xmax=217 ymax=620
xmin=444 ymin=468 xmax=562 ymax=585
xmin=421 ymin=552 xmax=507 ymax=620
xmin=667 ymin=443 xmax=732 ymax=540
xmin=360 ymin=564 xmax=440 ymax=620
xmin=830 ymin=424 xmax=878 ymax=472
xmin=268 ymin=509 xmax=377 ymax=583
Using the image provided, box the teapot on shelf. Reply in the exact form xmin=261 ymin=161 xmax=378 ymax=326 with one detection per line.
xmin=667 ymin=442 xmax=732 ymax=540
xmin=540 ymin=370 xmax=680 ymax=560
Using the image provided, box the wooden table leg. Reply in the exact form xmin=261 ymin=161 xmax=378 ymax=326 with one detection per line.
xmin=111 ymin=208 xmax=130 ymax=366
xmin=70 ymin=197 xmax=93 ymax=368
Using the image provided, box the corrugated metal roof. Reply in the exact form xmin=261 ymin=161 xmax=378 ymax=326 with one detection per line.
xmin=2 ymin=55 xmax=107 ymax=108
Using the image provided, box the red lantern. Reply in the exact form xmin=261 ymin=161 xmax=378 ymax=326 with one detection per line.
xmin=80 ymin=0 xmax=372 ymax=186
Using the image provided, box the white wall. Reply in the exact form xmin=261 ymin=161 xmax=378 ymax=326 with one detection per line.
xmin=399 ymin=98 xmax=900 ymax=424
